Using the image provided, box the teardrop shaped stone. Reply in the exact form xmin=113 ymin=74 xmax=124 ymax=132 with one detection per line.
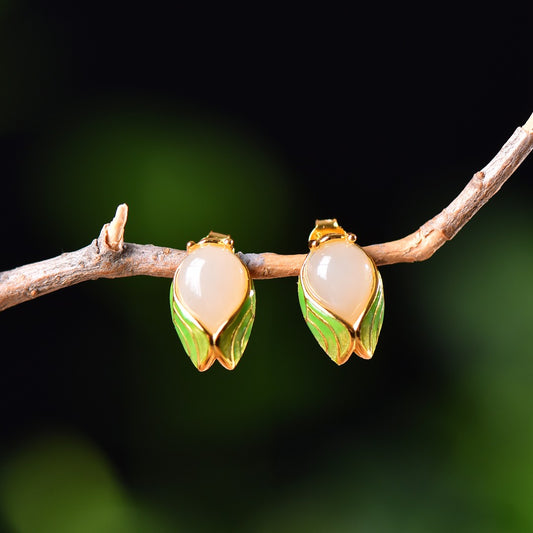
xmin=302 ymin=240 xmax=375 ymax=327
xmin=175 ymin=244 xmax=248 ymax=335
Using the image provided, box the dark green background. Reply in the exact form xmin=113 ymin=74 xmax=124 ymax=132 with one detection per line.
xmin=0 ymin=4 xmax=532 ymax=532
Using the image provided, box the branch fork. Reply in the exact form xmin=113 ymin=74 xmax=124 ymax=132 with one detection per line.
xmin=1 ymin=114 xmax=532 ymax=312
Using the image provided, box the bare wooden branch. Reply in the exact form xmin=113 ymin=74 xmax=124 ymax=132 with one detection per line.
xmin=1 ymin=117 xmax=532 ymax=312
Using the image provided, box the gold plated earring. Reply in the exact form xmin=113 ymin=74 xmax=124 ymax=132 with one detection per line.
xmin=298 ymin=219 xmax=384 ymax=365
xmin=170 ymin=231 xmax=256 ymax=371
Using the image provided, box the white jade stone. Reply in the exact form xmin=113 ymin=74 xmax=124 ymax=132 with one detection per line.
xmin=302 ymin=240 xmax=374 ymax=327
xmin=176 ymin=244 xmax=248 ymax=334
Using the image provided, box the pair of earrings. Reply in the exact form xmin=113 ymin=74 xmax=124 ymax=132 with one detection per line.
xmin=170 ymin=219 xmax=384 ymax=371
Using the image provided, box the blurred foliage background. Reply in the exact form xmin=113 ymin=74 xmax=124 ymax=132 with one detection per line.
xmin=0 ymin=3 xmax=532 ymax=532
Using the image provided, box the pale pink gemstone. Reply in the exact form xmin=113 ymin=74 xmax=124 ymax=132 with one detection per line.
xmin=176 ymin=244 xmax=248 ymax=334
xmin=302 ymin=240 xmax=374 ymax=327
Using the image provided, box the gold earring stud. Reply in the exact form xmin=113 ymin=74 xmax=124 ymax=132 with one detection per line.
xmin=298 ymin=219 xmax=384 ymax=365
xmin=170 ymin=231 xmax=256 ymax=371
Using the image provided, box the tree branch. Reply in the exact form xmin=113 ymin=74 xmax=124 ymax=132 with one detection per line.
xmin=1 ymin=116 xmax=533 ymax=312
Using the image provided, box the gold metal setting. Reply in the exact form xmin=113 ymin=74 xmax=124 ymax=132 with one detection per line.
xmin=186 ymin=231 xmax=235 ymax=253
xmin=299 ymin=219 xmax=384 ymax=363
xmin=308 ymin=219 xmax=357 ymax=249
xmin=171 ymin=231 xmax=256 ymax=371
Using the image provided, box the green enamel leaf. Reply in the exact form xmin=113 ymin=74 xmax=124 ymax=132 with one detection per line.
xmin=169 ymin=283 xmax=212 ymax=371
xmin=298 ymin=279 xmax=353 ymax=365
xmin=216 ymin=284 xmax=256 ymax=370
xmin=357 ymin=271 xmax=384 ymax=359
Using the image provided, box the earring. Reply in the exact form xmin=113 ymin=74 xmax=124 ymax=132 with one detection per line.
xmin=170 ymin=231 xmax=256 ymax=371
xmin=298 ymin=219 xmax=384 ymax=365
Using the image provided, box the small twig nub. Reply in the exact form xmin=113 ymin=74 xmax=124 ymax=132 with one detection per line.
xmin=100 ymin=203 xmax=128 ymax=252
xmin=523 ymin=113 xmax=533 ymax=133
